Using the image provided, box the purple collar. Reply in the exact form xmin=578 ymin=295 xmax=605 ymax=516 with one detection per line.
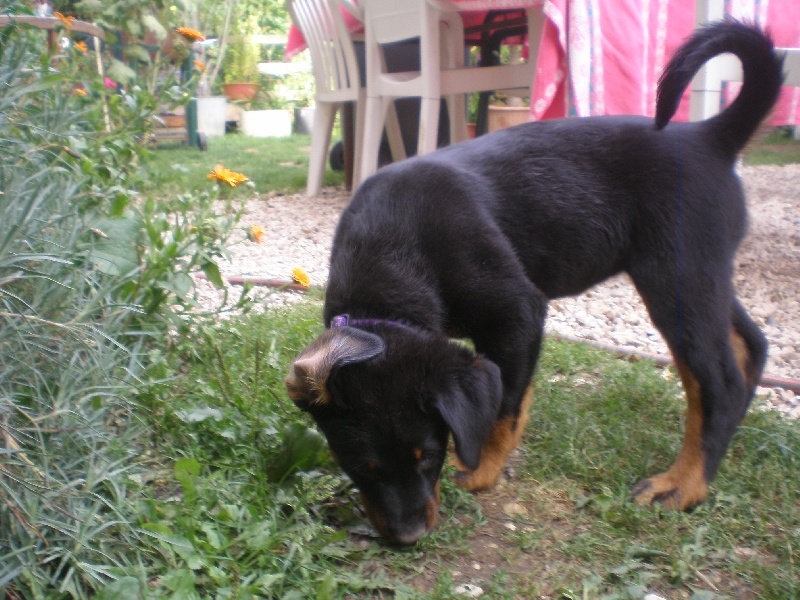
xmin=330 ymin=314 xmax=419 ymax=333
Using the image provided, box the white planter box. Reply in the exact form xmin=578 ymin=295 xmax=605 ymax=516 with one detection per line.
xmin=241 ymin=109 xmax=292 ymax=138
xmin=196 ymin=96 xmax=227 ymax=138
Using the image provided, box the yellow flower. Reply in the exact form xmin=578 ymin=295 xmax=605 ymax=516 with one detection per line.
xmin=292 ymin=267 xmax=311 ymax=288
xmin=193 ymin=59 xmax=206 ymax=72
xmin=176 ymin=27 xmax=206 ymax=41
xmin=73 ymin=87 xmax=87 ymax=96
xmin=74 ymin=40 xmax=88 ymax=54
xmin=249 ymin=226 xmax=265 ymax=243
xmin=54 ymin=12 xmax=75 ymax=28
xmin=207 ymin=164 xmax=249 ymax=187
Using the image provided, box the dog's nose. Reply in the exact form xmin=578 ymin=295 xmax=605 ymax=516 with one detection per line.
xmin=388 ymin=491 xmax=440 ymax=545
xmin=385 ymin=501 xmax=439 ymax=546
xmin=387 ymin=524 xmax=428 ymax=546
xmin=360 ymin=490 xmax=439 ymax=545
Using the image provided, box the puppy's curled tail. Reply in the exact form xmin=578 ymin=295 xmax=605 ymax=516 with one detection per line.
xmin=655 ymin=20 xmax=784 ymax=157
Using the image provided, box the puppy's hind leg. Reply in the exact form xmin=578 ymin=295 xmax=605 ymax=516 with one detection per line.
xmin=730 ymin=298 xmax=768 ymax=403
xmin=630 ymin=277 xmax=765 ymax=509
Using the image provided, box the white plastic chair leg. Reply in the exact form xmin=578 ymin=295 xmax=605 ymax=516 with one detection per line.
xmin=417 ymin=96 xmax=441 ymax=155
xmin=384 ymin=103 xmax=407 ymax=162
xmin=352 ymin=91 xmax=366 ymax=187
xmin=446 ymin=94 xmax=469 ymax=143
xmin=360 ymin=96 xmax=391 ymax=182
xmin=307 ymin=102 xmax=337 ymax=197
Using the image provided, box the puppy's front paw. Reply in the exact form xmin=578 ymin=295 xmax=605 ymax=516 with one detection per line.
xmin=451 ymin=460 xmax=502 ymax=491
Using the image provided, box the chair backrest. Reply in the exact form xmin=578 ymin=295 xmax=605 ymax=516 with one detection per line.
xmin=287 ymin=0 xmax=361 ymax=101
xmin=363 ymin=0 xmax=424 ymax=46
xmin=363 ymin=0 xmax=464 ymax=46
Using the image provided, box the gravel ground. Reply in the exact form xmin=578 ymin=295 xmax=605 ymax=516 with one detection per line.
xmin=195 ymin=164 xmax=800 ymax=417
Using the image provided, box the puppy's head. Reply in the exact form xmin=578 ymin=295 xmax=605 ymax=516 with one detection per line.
xmin=286 ymin=325 xmax=502 ymax=545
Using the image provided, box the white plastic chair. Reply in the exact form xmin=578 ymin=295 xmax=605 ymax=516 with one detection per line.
xmin=690 ymin=0 xmax=800 ymax=120
xmin=359 ymin=0 xmax=544 ymax=181
xmin=288 ymin=0 xmax=404 ymax=196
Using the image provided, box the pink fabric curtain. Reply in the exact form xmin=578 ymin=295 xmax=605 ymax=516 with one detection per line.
xmin=531 ymin=0 xmax=800 ymax=124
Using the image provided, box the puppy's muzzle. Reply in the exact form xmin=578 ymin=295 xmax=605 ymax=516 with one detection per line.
xmin=360 ymin=482 xmax=440 ymax=546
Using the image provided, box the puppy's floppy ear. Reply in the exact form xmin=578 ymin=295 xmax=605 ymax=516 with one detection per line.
xmin=429 ymin=357 xmax=503 ymax=470
xmin=286 ymin=327 xmax=384 ymax=408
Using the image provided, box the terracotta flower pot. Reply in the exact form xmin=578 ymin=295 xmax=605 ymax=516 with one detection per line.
xmin=222 ymin=83 xmax=260 ymax=101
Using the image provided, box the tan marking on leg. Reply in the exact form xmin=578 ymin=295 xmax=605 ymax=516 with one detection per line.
xmin=453 ymin=385 xmax=533 ymax=491
xmin=730 ymin=330 xmax=753 ymax=388
xmin=426 ymin=481 xmax=441 ymax=531
xmin=632 ymin=362 xmax=707 ymax=509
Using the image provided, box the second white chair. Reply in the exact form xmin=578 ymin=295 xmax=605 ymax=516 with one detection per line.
xmin=359 ymin=0 xmax=544 ymax=182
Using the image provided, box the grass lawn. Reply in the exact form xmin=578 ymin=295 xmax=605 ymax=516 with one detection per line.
xmin=145 ymin=301 xmax=800 ymax=599
xmin=743 ymin=127 xmax=800 ymax=165
xmin=144 ymin=133 xmax=345 ymax=196
xmin=138 ymin=129 xmax=800 ymax=598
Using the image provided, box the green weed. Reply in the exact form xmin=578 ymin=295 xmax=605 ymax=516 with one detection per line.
xmin=137 ymin=304 xmax=483 ymax=596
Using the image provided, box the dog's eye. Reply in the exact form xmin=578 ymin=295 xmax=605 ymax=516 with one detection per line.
xmin=350 ymin=459 xmax=381 ymax=481
xmin=417 ymin=450 xmax=440 ymax=471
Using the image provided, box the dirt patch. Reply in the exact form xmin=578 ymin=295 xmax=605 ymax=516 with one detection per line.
xmin=374 ymin=453 xmax=591 ymax=598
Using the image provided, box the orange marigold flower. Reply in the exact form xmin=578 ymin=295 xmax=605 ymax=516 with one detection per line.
xmin=207 ymin=164 xmax=249 ymax=187
xmin=54 ymin=12 xmax=75 ymax=28
xmin=74 ymin=40 xmax=88 ymax=54
xmin=292 ymin=267 xmax=311 ymax=288
xmin=193 ymin=59 xmax=206 ymax=72
xmin=73 ymin=87 xmax=87 ymax=96
xmin=176 ymin=27 xmax=205 ymax=41
xmin=249 ymin=226 xmax=265 ymax=243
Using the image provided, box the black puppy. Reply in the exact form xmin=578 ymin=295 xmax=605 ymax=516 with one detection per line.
xmin=286 ymin=21 xmax=783 ymax=545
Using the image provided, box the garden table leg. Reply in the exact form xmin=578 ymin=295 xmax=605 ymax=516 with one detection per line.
xmin=342 ymin=102 xmax=355 ymax=190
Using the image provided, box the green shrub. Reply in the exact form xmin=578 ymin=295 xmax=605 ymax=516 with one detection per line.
xmin=0 ymin=7 xmax=243 ymax=597
xmin=221 ymin=14 xmax=261 ymax=85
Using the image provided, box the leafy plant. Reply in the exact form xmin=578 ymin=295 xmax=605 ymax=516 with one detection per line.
xmin=0 ymin=16 xmax=148 ymax=598
xmin=0 ymin=8 xmax=243 ymax=597
xmin=75 ymin=0 xmax=173 ymax=40
xmin=221 ymin=14 xmax=261 ymax=85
